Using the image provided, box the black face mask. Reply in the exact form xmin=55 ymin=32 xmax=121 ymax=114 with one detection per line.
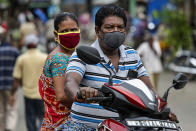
xmin=103 ymin=31 xmax=125 ymax=49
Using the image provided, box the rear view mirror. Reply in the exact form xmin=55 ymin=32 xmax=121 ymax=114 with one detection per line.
xmin=173 ymin=73 xmax=188 ymax=90
xmin=76 ymin=45 xmax=101 ymax=64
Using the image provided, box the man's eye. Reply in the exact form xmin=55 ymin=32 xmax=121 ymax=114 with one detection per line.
xmin=105 ymin=26 xmax=113 ymax=29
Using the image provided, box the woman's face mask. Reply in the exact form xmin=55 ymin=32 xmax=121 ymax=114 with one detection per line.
xmin=103 ymin=31 xmax=125 ymax=49
xmin=55 ymin=29 xmax=80 ymax=50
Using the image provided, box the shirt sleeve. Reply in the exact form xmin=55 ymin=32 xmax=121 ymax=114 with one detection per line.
xmin=135 ymin=52 xmax=149 ymax=77
xmin=66 ymin=51 xmax=86 ymax=77
xmin=50 ymin=54 xmax=69 ymax=77
xmin=13 ymin=56 xmax=22 ymax=79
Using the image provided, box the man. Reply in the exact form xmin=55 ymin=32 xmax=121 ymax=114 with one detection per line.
xmin=0 ymin=23 xmax=20 ymax=131
xmin=137 ymin=34 xmax=163 ymax=90
xmin=64 ymin=5 xmax=176 ymax=129
xmin=18 ymin=10 xmax=37 ymax=51
xmin=10 ymin=34 xmax=47 ymax=131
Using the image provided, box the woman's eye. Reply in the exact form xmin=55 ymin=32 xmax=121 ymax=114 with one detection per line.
xmin=71 ymin=29 xmax=77 ymax=32
xmin=61 ymin=30 xmax=68 ymax=33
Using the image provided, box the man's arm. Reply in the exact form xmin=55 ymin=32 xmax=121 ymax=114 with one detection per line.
xmin=138 ymin=75 xmax=158 ymax=95
xmin=10 ymin=78 xmax=21 ymax=95
xmin=64 ymin=72 xmax=83 ymax=103
xmin=10 ymin=78 xmax=21 ymax=107
xmin=64 ymin=72 xmax=98 ymax=103
xmin=139 ymin=75 xmax=178 ymax=122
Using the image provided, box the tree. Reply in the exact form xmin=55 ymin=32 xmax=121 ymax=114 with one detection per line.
xmin=160 ymin=0 xmax=192 ymax=53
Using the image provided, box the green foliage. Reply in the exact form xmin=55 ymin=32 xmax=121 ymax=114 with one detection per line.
xmin=160 ymin=8 xmax=192 ymax=52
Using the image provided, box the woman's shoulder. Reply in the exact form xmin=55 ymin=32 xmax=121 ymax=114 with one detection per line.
xmin=50 ymin=52 xmax=69 ymax=63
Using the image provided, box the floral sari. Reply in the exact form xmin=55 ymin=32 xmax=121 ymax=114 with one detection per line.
xmin=39 ymin=53 xmax=70 ymax=130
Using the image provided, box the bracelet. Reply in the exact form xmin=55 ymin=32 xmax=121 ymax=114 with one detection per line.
xmin=74 ymin=96 xmax=78 ymax=102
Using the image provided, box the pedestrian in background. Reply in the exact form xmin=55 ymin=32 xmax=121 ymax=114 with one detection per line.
xmin=18 ymin=10 xmax=37 ymax=51
xmin=0 ymin=22 xmax=20 ymax=131
xmin=38 ymin=12 xmax=80 ymax=131
xmin=137 ymin=33 xmax=163 ymax=90
xmin=10 ymin=34 xmax=47 ymax=131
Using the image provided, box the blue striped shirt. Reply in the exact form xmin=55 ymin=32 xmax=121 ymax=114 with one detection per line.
xmin=66 ymin=39 xmax=148 ymax=128
xmin=0 ymin=42 xmax=19 ymax=90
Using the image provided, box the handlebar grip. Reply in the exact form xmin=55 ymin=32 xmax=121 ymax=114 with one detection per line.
xmin=76 ymin=91 xmax=105 ymax=101
xmin=86 ymin=96 xmax=112 ymax=102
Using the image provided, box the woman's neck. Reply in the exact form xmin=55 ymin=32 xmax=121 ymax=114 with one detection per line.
xmin=57 ymin=46 xmax=74 ymax=56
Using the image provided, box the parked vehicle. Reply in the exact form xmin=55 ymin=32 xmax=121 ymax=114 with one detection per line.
xmin=76 ymin=45 xmax=188 ymax=131
xmin=168 ymin=50 xmax=196 ymax=80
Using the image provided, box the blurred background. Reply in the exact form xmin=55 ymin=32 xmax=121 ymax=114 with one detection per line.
xmin=0 ymin=0 xmax=196 ymax=131
xmin=0 ymin=0 xmax=196 ymax=54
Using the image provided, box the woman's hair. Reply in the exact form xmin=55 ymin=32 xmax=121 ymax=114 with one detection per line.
xmin=95 ymin=4 xmax=127 ymax=29
xmin=54 ymin=12 xmax=79 ymax=31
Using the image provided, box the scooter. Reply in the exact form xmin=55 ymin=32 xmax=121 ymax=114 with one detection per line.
xmin=76 ymin=45 xmax=188 ymax=131
xmin=168 ymin=49 xmax=196 ymax=80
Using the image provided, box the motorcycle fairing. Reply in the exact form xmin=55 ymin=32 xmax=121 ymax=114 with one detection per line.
xmin=97 ymin=118 xmax=129 ymax=131
xmin=104 ymin=79 xmax=160 ymax=113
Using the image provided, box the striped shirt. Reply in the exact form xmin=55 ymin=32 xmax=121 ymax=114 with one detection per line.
xmin=66 ymin=39 xmax=148 ymax=128
xmin=0 ymin=42 xmax=19 ymax=90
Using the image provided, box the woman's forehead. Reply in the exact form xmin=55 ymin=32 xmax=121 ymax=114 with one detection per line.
xmin=58 ymin=18 xmax=78 ymax=30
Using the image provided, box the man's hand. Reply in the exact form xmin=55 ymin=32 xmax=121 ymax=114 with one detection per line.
xmin=9 ymin=95 xmax=15 ymax=107
xmin=80 ymin=87 xmax=98 ymax=99
xmin=169 ymin=111 xmax=179 ymax=123
xmin=75 ymin=87 xmax=98 ymax=103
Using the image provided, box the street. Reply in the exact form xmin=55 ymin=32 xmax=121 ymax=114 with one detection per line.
xmin=15 ymin=70 xmax=196 ymax=131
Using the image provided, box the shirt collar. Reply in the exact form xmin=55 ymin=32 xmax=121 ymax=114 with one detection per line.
xmin=91 ymin=39 xmax=127 ymax=63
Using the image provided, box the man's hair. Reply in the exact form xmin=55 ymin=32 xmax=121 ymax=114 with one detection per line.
xmin=54 ymin=12 xmax=79 ymax=31
xmin=95 ymin=4 xmax=127 ymax=29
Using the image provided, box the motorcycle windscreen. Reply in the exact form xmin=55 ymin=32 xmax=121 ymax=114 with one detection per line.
xmin=119 ymin=79 xmax=158 ymax=112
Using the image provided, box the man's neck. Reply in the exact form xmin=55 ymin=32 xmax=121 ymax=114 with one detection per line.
xmin=100 ymin=45 xmax=119 ymax=59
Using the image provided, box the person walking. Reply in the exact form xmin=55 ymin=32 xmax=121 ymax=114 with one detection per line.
xmin=0 ymin=23 xmax=20 ymax=131
xmin=137 ymin=34 xmax=163 ymax=90
xmin=38 ymin=12 xmax=80 ymax=130
xmin=10 ymin=34 xmax=47 ymax=131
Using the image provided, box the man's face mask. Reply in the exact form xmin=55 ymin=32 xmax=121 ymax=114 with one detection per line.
xmin=103 ymin=31 xmax=125 ymax=49
xmin=55 ymin=29 xmax=80 ymax=50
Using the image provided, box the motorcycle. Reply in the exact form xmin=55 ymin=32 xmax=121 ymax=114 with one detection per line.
xmin=168 ymin=49 xmax=196 ymax=80
xmin=76 ymin=45 xmax=188 ymax=131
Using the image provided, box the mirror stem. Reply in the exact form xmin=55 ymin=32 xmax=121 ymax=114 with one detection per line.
xmin=162 ymin=83 xmax=176 ymax=101
xmin=100 ymin=63 xmax=113 ymax=85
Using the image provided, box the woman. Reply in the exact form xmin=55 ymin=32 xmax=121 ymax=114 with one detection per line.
xmin=39 ymin=12 xmax=80 ymax=130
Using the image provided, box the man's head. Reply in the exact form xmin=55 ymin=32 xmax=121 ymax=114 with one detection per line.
xmin=24 ymin=34 xmax=39 ymax=48
xmin=145 ymin=33 xmax=154 ymax=47
xmin=0 ymin=22 xmax=8 ymax=42
xmin=95 ymin=5 xmax=127 ymax=30
xmin=95 ymin=5 xmax=127 ymax=51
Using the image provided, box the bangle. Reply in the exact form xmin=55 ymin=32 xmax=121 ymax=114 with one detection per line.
xmin=74 ymin=96 xmax=78 ymax=102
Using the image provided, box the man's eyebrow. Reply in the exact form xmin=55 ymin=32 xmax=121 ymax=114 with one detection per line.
xmin=104 ymin=23 xmax=124 ymax=26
